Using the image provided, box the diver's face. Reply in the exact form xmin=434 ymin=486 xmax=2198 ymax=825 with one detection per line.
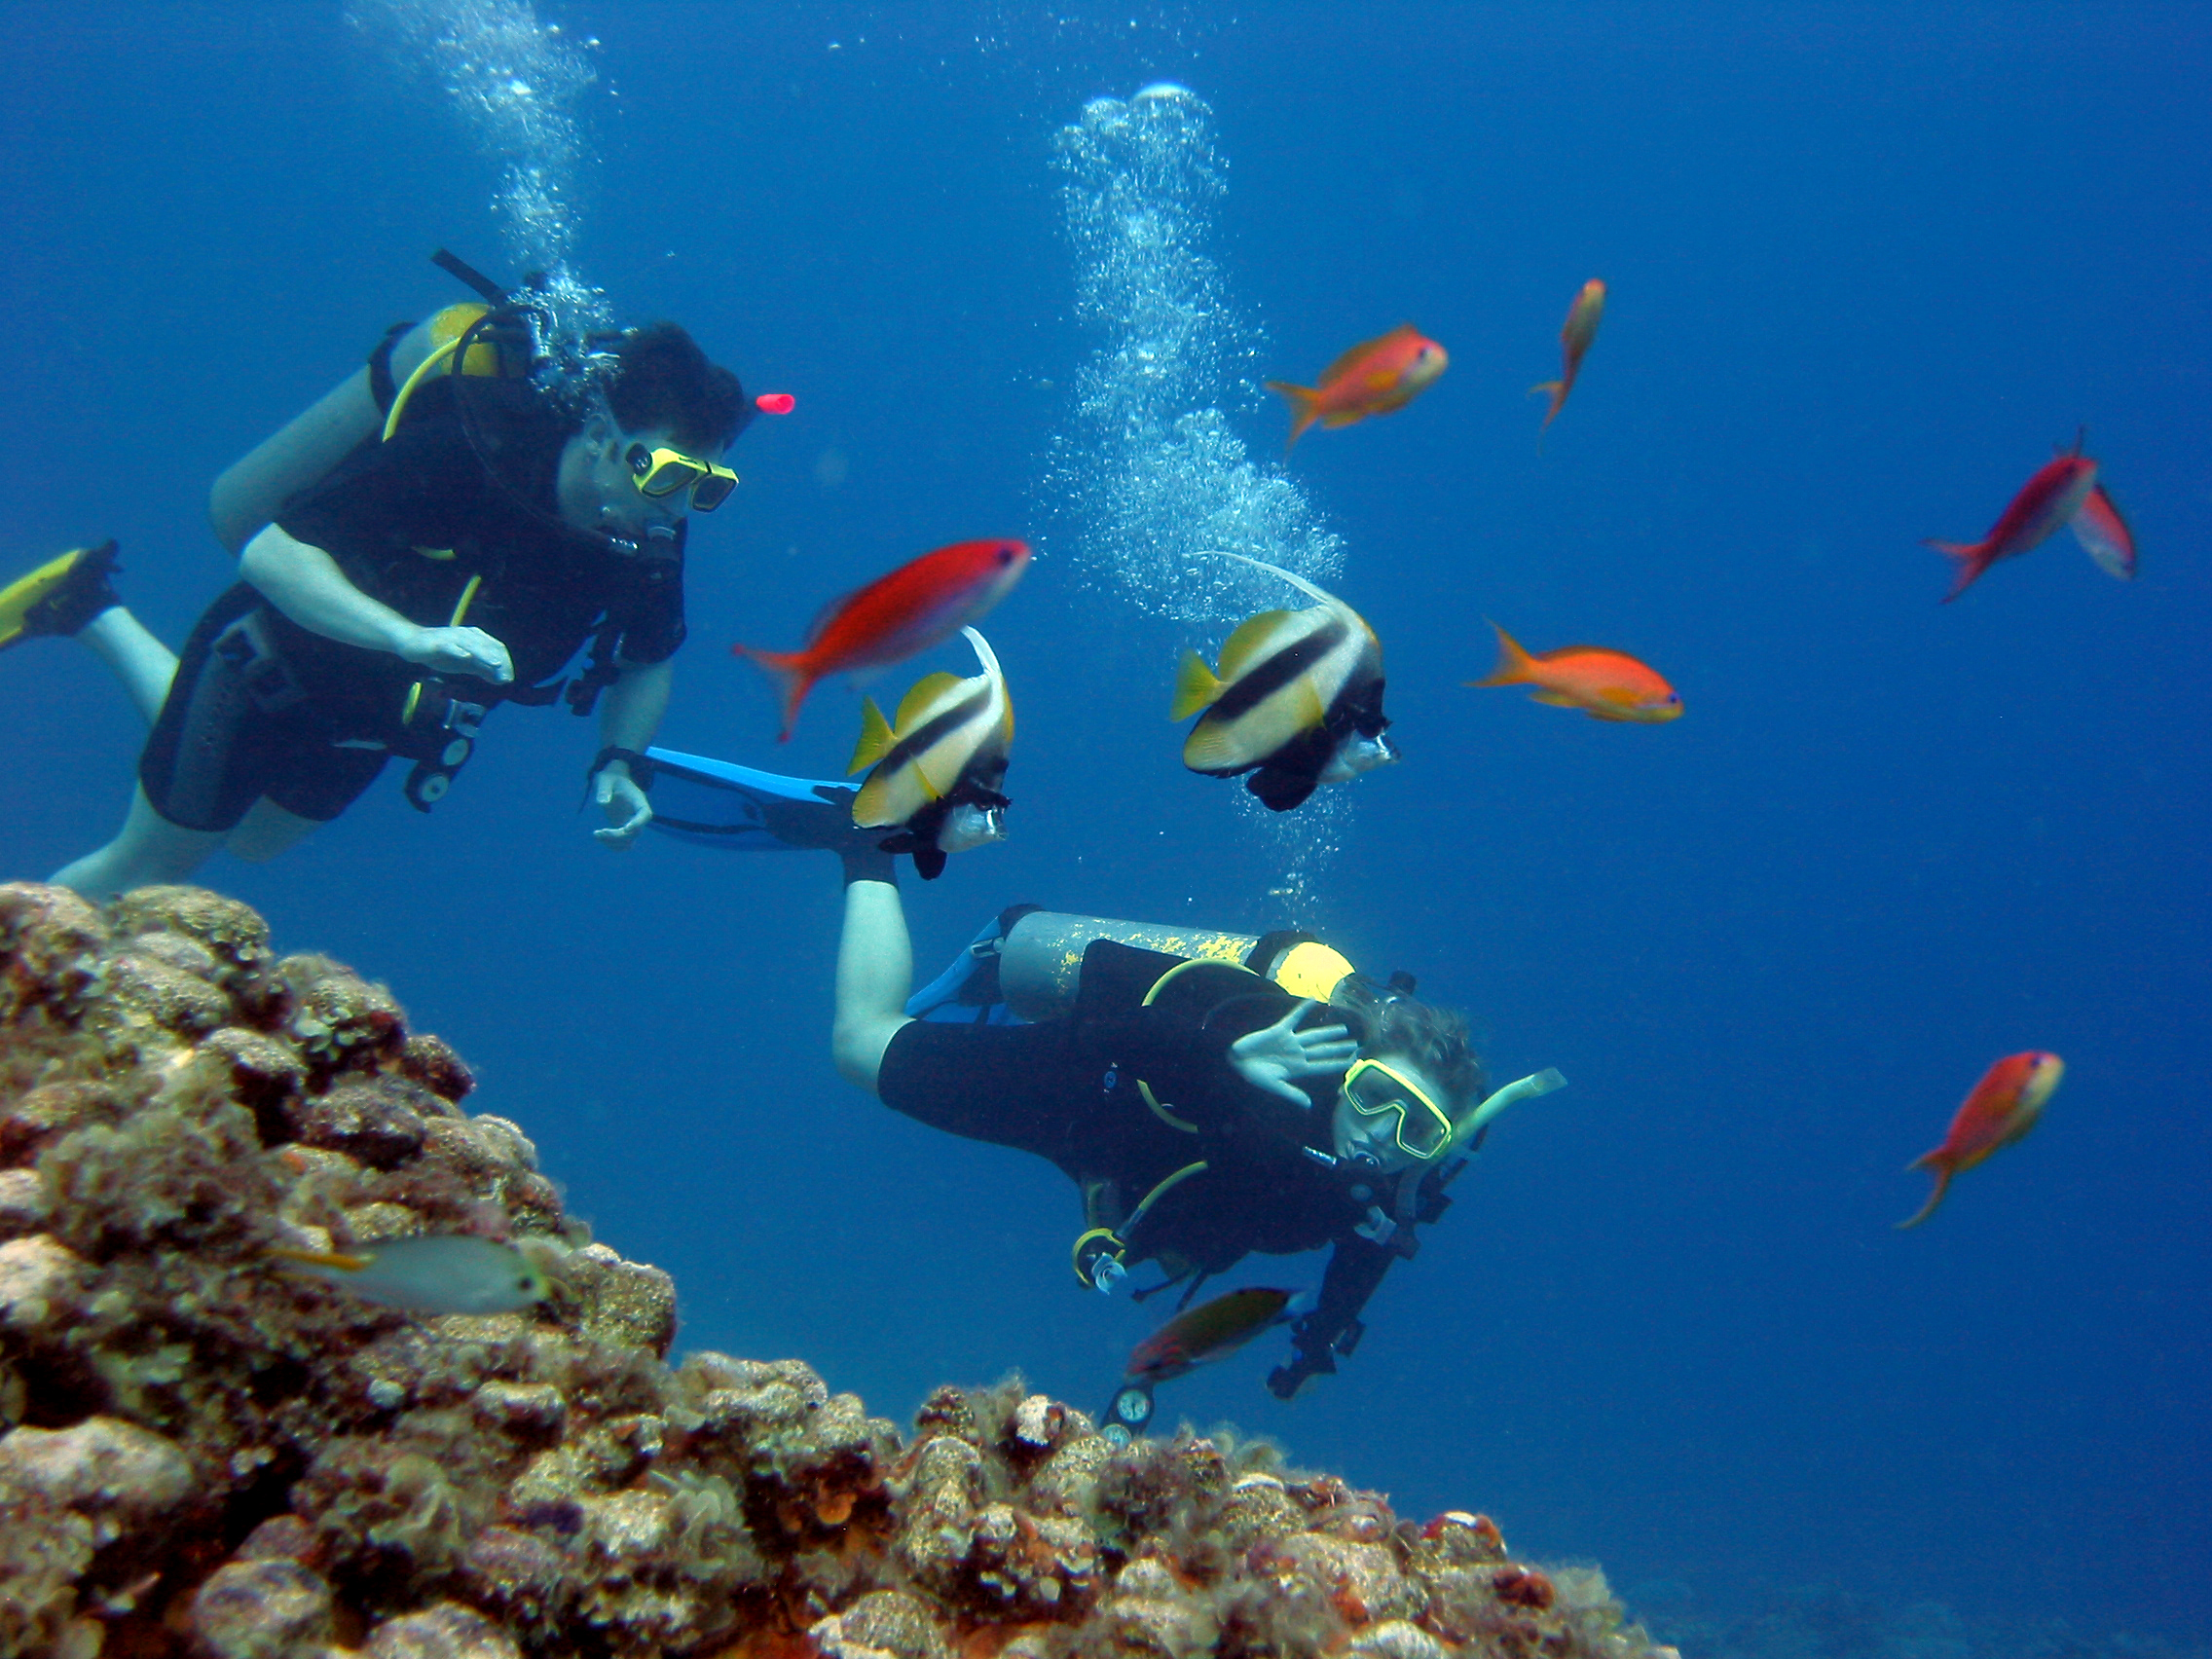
xmin=560 ymin=419 xmax=719 ymax=545
xmin=1330 ymin=1057 xmax=1449 ymax=1175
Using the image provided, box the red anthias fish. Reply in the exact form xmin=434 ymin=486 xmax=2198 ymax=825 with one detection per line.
xmin=1926 ymin=438 xmax=2099 ymax=602
xmin=1897 ymin=1051 xmax=2065 ymax=1230
xmin=1531 ymin=278 xmax=1605 ymax=446
xmin=1266 ymin=324 xmax=1448 ymax=451
xmin=737 ymin=538 xmax=1030 ymax=740
xmin=2070 ymin=483 xmax=2137 ymax=580
xmin=1125 ymin=1286 xmax=1312 ymax=1387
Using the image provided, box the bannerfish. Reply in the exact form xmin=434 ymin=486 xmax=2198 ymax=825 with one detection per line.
xmin=1266 ymin=324 xmax=1448 ymax=451
xmin=1173 ymin=551 xmax=1397 ymax=812
xmin=737 ymin=537 xmax=1030 ymax=739
xmin=849 ymin=625 xmax=1014 ymax=880
xmin=1898 ymin=1051 xmax=2065 ymax=1230
xmin=268 ymin=1234 xmax=551 ymax=1315
xmin=1467 ymin=621 xmax=1682 ymax=723
xmin=2070 ymin=483 xmax=2136 ymax=581
xmin=1925 ymin=437 xmax=2098 ymax=602
xmin=1126 ymin=1286 xmax=1315 ymax=1387
xmin=1531 ymin=278 xmax=1605 ymax=447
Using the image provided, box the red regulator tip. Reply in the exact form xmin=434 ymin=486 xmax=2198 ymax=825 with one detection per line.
xmin=756 ymin=393 xmax=795 ymax=415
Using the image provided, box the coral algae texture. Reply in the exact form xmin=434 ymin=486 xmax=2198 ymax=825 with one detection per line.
xmin=0 ymin=883 xmax=1677 ymax=1659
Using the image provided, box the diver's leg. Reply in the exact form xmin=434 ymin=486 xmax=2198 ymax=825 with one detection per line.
xmin=832 ymin=846 xmax=915 ymax=1096
xmin=50 ymin=785 xmax=224 ymax=898
xmin=224 ymin=798 xmax=320 ymax=864
xmin=78 ymin=608 xmax=179 ymax=725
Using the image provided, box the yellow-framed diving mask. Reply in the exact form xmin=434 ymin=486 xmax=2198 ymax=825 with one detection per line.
xmin=1342 ymin=1056 xmax=1455 ymax=1161
xmin=625 ymin=442 xmax=738 ymax=512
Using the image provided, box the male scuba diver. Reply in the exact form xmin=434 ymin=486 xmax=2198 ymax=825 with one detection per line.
xmin=0 ymin=252 xmax=753 ymax=899
xmin=823 ymin=831 xmax=1565 ymax=1400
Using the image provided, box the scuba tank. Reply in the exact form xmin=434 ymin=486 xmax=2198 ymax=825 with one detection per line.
xmin=995 ymin=910 xmax=1358 ymax=1023
xmin=209 ymin=255 xmax=519 ymax=555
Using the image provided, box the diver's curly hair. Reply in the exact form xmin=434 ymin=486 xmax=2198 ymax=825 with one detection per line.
xmin=1330 ymin=977 xmax=1487 ymax=1117
xmin=606 ymin=322 xmax=750 ymax=454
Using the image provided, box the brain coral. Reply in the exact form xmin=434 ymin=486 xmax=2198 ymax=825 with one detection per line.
xmin=0 ymin=882 xmax=1678 ymax=1659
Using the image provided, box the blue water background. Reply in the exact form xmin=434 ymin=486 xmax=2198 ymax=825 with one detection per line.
xmin=4 ymin=2 xmax=2207 ymax=1642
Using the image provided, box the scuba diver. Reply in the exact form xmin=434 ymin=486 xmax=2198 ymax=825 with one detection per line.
xmin=0 ymin=251 xmax=753 ymax=899
xmin=818 ymin=830 xmax=1565 ymax=1403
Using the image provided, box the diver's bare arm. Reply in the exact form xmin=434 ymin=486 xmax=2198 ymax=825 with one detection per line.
xmin=831 ymin=859 xmax=913 ymax=1098
xmin=240 ymin=525 xmax=512 ymax=682
xmin=596 ymin=659 xmax=672 ymax=759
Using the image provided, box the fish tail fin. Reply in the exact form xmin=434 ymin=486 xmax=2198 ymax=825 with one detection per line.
xmin=1924 ymin=539 xmax=1990 ymax=604
xmin=1530 ymin=381 xmax=1565 ymax=446
xmin=266 ymin=1245 xmax=371 ymax=1272
xmin=1896 ymin=1160 xmax=1953 ymax=1230
xmin=1468 ymin=619 xmax=1536 ymax=686
xmin=848 ymin=697 xmax=897 ymax=775
xmin=734 ymin=645 xmax=813 ymax=742
xmin=1266 ymin=380 xmax=1321 ymax=450
xmin=1171 ymin=650 xmax=1225 ymax=721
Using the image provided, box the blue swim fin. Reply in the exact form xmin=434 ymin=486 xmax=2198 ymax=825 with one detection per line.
xmin=644 ymin=748 xmax=858 ymax=852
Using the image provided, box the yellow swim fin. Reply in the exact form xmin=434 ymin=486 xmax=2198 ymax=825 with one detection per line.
xmin=0 ymin=541 xmax=121 ymax=651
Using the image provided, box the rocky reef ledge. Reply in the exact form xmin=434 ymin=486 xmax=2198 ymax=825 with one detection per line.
xmin=0 ymin=882 xmax=1675 ymax=1659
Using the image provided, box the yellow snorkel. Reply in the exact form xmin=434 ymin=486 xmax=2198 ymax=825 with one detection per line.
xmin=1440 ymin=1067 xmax=1568 ymax=1159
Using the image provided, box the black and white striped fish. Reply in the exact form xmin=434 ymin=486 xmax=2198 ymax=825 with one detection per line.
xmin=848 ymin=626 xmax=1013 ymax=879
xmin=1172 ymin=553 xmax=1396 ymax=812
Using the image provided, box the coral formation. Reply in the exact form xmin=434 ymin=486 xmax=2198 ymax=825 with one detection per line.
xmin=0 ymin=882 xmax=1678 ymax=1659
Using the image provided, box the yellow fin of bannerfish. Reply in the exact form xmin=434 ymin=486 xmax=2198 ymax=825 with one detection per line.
xmin=1216 ymin=609 xmax=1296 ymax=682
xmin=895 ymin=672 xmax=967 ymax=731
xmin=848 ymin=698 xmax=897 ymax=775
xmin=1171 ymin=651 xmax=1225 ymax=721
xmin=1295 ymin=675 xmax=1328 ymax=728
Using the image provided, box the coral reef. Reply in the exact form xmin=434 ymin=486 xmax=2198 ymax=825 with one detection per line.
xmin=0 ymin=882 xmax=1678 ymax=1659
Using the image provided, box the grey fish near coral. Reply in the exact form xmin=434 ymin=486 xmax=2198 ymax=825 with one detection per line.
xmin=267 ymin=1234 xmax=551 ymax=1315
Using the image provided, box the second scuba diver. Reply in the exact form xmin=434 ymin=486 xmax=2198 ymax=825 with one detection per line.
xmin=0 ymin=254 xmax=753 ymax=899
xmin=822 ymin=830 xmax=1563 ymax=1401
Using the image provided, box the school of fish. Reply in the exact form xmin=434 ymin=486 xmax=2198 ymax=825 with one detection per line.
xmin=726 ymin=274 xmax=2118 ymax=1296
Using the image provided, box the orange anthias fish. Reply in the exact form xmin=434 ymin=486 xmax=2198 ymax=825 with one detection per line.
xmin=1531 ymin=278 xmax=1605 ymax=444
xmin=1466 ymin=621 xmax=1681 ymax=723
xmin=1124 ymin=1286 xmax=1312 ymax=1387
xmin=736 ymin=538 xmax=1030 ymax=740
xmin=1898 ymin=1051 xmax=2065 ymax=1229
xmin=1266 ymin=324 xmax=1448 ymax=451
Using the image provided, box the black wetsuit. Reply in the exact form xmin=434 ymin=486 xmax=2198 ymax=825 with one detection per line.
xmin=878 ymin=939 xmax=1458 ymax=1397
xmin=140 ymin=378 xmax=686 ymax=831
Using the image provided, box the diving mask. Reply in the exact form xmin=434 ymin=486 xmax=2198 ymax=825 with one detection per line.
xmin=625 ymin=442 xmax=738 ymax=512
xmin=1342 ymin=1057 xmax=1455 ymax=1161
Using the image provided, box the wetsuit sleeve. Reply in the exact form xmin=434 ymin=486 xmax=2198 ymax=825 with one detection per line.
xmin=1267 ymin=1232 xmax=1397 ymax=1400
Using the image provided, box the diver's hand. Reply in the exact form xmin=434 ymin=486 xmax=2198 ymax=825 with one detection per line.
xmin=1229 ymin=1000 xmax=1360 ymax=1107
xmin=592 ymin=769 xmax=652 ymax=847
xmin=399 ymin=623 xmax=514 ymax=684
